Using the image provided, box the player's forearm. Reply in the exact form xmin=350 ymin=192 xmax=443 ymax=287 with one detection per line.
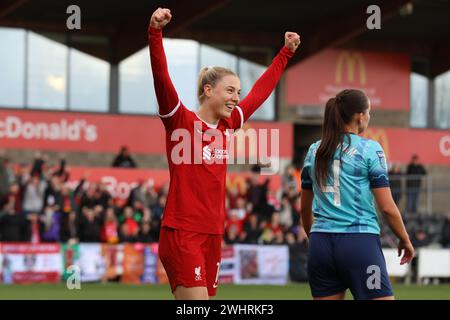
xmin=300 ymin=209 xmax=313 ymax=236
xmin=239 ymin=46 xmax=293 ymax=121
xmin=381 ymin=206 xmax=410 ymax=243
xmin=148 ymin=26 xmax=179 ymax=115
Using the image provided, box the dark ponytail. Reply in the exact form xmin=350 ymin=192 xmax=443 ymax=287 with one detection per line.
xmin=315 ymin=89 xmax=369 ymax=188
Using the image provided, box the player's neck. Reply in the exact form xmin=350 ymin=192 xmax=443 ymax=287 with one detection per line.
xmin=197 ymin=105 xmax=219 ymax=126
xmin=344 ymin=123 xmax=359 ymax=135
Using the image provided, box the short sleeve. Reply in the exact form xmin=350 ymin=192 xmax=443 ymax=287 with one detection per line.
xmin=301 ymin=144 xmax=314 ymax=190
xmin=367 ymin=141 xmax=390 ymax=189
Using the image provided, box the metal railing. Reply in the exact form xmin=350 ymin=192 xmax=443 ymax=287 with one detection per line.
xmin=388 ymin=174 xmax=450 ymax=215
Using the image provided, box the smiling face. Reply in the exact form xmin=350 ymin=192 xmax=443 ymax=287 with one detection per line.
xmin=204 ymin=74 xmax=241 ymax=119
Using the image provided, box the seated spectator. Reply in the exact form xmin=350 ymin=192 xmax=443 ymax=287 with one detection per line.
xmin=93 ymin=204 xmax=105 ymax=220
xmin=101 ymin=207 xmax=119 ymax=244
xmin=22 ymin=174 xmax=46 ymax=216
xmin=96 ymin=182 xmax=113 ymax=209
xmin=79 ymin=183 xmax=99 ymax=209
xmin=60 ymin=184 xmax=76 ymax=214
xmin=273 ymin=229 xmax=285 ymax=244
xmin=40 ymin=205 xmax=61 ymax=242
xmin=27 ymin=213 xmax=43 ymax=243
xmin=226 ymin=184 xmax=241 ymax=210
xmin=60 ymin=211 xmax=78 ymax=243
xmin=282 ymin=164 xmax=298 ymax=195
xmin=145 ymin=184 xmax=159 ymax=208
xmin=267 ymin=189 xmax=281 ymax=212
xmin=142 ymin=207 xmax=152 ymax=224
xmin=226 ymin=197 xmax=247 ymax=235
xmin=129 ymin=180 xmax=157 ymax=209
xmin=279 ymin=194 xmax=293 ymax=229
xmin=246 ymin=166 xmax=272 ymax=221
xmin=132 ymin=199 xmax=145 ymax=215
xmin=119 ymin=223 xmax=139 ymax=243
xmin=260 ymin=213 xmax=284 ymax=244
xmin=242 ymin=213 xmax=262 ymax=244
xmin=43 ymin=175 xmax=64 ymax=211
xmin=0 ymin=196 xmax=26 ymax=241
xmin=224 ymin=224 xmax=241 ymax=245
xmin=112 ymin=146 xmax=137 ymax=168
xmin=259 ymin=227 xmax=275 ymax=245
xmin=78 ymin=207 xmax=101 ymax=242
xmin=151 ymin=195 xmax=166 ymax=220
xmin=266 ymin=212 xmax=283 ymax=235
xmin=150 ymin=216 xmax=161 ymax=242
xmin=0 ymin=183 xmax=21 ymax=214
xmin=119 ymin=206 xmax=140 ymax=242
xmin=228 ymin=197 xmax=247 ymax=220
xmin=137 ymin=222 xmax=157 ymax=243
xmin=411 ymin=229 xmax=431 ymax=248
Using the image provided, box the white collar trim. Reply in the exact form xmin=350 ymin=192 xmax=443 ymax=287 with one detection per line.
xmin=195 ymin=113 xmax=219 ymax=129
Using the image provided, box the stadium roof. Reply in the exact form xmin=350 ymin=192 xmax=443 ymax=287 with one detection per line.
xmin=1 ymin=0 xmax=449 ymax=76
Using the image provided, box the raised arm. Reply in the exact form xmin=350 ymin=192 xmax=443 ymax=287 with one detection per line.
xmin=238 ymin=32 xmax=300 ymax=122
xmin=148 ymin=8 xmax=180 ymax=117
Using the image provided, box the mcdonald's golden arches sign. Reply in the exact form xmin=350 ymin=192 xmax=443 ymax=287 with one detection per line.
xmin=285 ymin=49 xmax=410 ymax=110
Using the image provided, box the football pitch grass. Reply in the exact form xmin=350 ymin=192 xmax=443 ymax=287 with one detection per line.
xmin=0 ymin=283 xmax=449 ymax=300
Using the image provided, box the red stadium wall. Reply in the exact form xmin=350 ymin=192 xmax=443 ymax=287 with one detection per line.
xmin=362 ymin=127 xmax=450 ymax=165
xmin=285 ymin=49 xmax=410 ymax=110
xmin=0 ymin=109 xmax=293 ymax=158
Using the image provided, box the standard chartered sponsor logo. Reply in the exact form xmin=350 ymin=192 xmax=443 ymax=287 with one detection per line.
xmin=0 ymin=116 xmax=97 ymax=142
xmin=203 ymin=145 xmax=212 ymax=161
xmin=202 ymin=145 xmax=228 ymax=161
xmin=171 ymin=121 xmax=280 ymax=175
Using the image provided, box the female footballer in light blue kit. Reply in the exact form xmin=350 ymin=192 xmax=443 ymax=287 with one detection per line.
xmin=300 ymin=89 xmax=414 ymax=300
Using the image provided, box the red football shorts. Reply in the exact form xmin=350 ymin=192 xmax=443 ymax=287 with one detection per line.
xmin=158 ymin=227 xmax=222 ymax=297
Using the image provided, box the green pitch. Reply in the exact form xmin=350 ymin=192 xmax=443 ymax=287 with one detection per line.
xmin=0 ymin=283 xmax=449 ymax=300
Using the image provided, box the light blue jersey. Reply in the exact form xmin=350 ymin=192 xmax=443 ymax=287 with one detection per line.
xmin=301 ymin=133 xmax=389 ymax=234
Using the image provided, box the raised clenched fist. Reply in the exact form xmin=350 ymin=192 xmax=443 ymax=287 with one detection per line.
xmin=284 ymin=32 xmax=301 ymax=53
xmin=150 ymin=7 xmax=172 ymax=29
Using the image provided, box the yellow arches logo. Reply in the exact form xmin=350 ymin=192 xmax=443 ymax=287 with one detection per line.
xmin=226 ymin=175 xmax=248 ymax=195
xmin=363 ymin=129 xmax=390 ymax=159
xmin=336 ymin=52 xmax=367 ymax=85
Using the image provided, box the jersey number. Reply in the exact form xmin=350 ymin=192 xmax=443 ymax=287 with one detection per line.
xmin=321 ymin=160 xmax=341 ymax=206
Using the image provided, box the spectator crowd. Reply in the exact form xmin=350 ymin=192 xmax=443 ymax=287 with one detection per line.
xmin=1 ymin=153 xmax=449 ymax=254
xmin=0 ymin=154 xmax=308 ymax=248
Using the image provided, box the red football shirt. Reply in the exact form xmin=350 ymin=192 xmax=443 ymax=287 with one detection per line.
xmin=148 ymin=27 xmax=293 ymax=234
